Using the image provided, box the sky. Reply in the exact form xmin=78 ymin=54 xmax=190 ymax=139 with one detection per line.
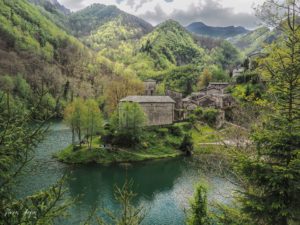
xmin=58 ymin=0 xmax=265 ymax=29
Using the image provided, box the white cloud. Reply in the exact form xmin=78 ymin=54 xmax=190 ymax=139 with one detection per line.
xmin=58 ymin=0 xmax=265 ymax=28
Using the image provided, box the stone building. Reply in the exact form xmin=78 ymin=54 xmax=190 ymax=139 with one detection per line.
xmin=120 ymin=96 xmax=175 ymax=126
xmin=144 ymin=79 xmax=156 ymax=96
xmin=166 ymin=89 xmax=183 ymax=121
xmin=182 ymin=82 xmax=235 ymax=125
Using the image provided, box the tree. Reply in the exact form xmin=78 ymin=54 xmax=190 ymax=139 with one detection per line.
xmin=180 ymin=133 xmax=194 ymax=156
xmin=86 ymin=179 xmax=145 ymax=225
xmin=104 ymin=76 xmax=144 ymax=114
xmin=84 ymin=99 xmax=104 ymax=150
xmin=111 ymin=102 xmax=146 ymax=147
xmin=235 ymin=1 xmax=300 ymax=224
xmin=0 ymin=92 xmax=71 ymax=225
xmin=186 ymin=184 xmax=210 ymax=225
xmin=111 ymin=180 xmax=145 ymax=225
xmin=197 ymin=68 xmax=212 ymax=89
xmin=64 ymin=98 xmax=87 ymax=147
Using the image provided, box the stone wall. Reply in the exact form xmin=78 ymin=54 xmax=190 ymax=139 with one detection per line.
xmin=140 ymin=102 xmax=174 ymax=126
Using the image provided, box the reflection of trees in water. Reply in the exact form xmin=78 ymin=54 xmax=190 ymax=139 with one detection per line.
xmin=63 ymin=155 xmax=236 ymax=224
xmin=188 ymin=155 xmax=238 ymax=204
xmin=65 ymin=157 xmax=187 ymax=207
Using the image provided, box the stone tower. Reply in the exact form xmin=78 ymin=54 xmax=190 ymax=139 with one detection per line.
xmin=144 ymin=79 xmax=156 ymax=96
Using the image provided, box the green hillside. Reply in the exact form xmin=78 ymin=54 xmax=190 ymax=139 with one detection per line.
xmin=68 ymin=4 xmax=153 ymax=44
xmin=123 ymin=20 xmax=240 ymax=95
xmin=229 ymin=26 xmax=279 ymax=55
xmin=27 ymin=0 xmax=71 ymax=31
xmin=0 ymin=0 xmax=106 ymax=117
xmin=138 ymin=20 xmax=207 ymax=68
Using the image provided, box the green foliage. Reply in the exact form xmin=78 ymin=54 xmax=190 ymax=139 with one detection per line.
xmin=0 ymin=0 xmax=81 ymax=58
xmin=68 ymin=3 xmax=152 ymax=38
xmin=64 ymin=98 xmax=104 ymax=148
xmin=0 ymin=92 xmax=71 ymax=225
xmin=230 ymin=26 xmax=278 ymax=55
xmin=189 ymin=107 xmax=218 ymax=127
xmin=197 ymin=68 xmax=212 ymax=89
xmin=163 ymin=65 xmax=200 ymax=95
xmin=96 ymin=179 xmax=145 ymax=225
xmin=79 ymin=179 xmax=146 ymax=225
xmin=180 ymin=133 xmax=194 ymax=155
xmin=186 ymin=184 xmax=210 ymax=225
xmin=84 ymin=99 xmax=104 ymax=149
xmin=211 ymin=41 xmax=241 ymax=69
xmin=236 ymin=71 xmax=261 ymax=84
xmin=138 ymin=20 xmax=206 ymax=70
xmin=233 ymin=4 xmax=300 ymax=224
xmin=111 ymin=102 xmax=146 ymax=147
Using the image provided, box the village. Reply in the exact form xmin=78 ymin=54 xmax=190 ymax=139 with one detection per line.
xmin=119 ymin=79 xmax=235 ymax=128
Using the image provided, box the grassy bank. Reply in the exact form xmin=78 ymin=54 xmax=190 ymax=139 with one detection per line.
xmin=55 ymin=122 xmax=230 ymax=165
xmin=55 ymin=123 xmax=192 ymax=165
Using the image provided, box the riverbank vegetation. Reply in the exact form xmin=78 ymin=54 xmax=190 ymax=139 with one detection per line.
xmin=186 ymin=1 xmax=300 ymax=225
xmin=56 ymin=120 xmax=196 ymax=164
xmin=0 ymin=92 xmax=71 ymax=224
xmin=1 ymin=0 xmax=300 ymax=224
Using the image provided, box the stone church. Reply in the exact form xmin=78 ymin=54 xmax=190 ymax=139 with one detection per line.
xmin=120 ymin=96 xmax=175 ymax=126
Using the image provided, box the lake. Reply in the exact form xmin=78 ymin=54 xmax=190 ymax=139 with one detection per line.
xmin=16 ymin=121 xmax=235 ymax=225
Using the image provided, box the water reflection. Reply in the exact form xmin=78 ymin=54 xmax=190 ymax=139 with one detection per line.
xmin=16 ymin=121 xmax=235 ymax=225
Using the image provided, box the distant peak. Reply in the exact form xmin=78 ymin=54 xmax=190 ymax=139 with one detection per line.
xmin=186 ymin=21 xmax=249 ymax=39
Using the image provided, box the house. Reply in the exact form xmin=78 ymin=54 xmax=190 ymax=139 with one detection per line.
xmin=182 ymin=82 xmax=235 ymax=124
xmin=232 ymin=67 xmax=245 ymax=78
xmin=120 ymin=96 xmax=175 ymax=126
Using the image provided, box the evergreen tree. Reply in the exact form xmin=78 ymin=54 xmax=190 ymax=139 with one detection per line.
xmin=236 ymin=1 xmax=300 ymax=224
xmin=186 ymin=184 xmax=210 ymax=225
xmin=0 ymin=92 xmax=71 ymax=225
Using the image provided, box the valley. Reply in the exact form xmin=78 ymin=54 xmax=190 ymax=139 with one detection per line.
xmin=0 ymin=0 xmax=299 ymax=225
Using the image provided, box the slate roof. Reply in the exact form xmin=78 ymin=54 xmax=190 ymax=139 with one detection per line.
xmin=144 ymin=79 xmax=156 ymax=82
xmin=120 ymin=96 xmax=176 ymax=103
xmin=208 ymin=82 xmax=229 ymax=85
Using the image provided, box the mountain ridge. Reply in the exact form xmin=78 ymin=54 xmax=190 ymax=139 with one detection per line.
xmin=68 ymin=3 xmax=153 ymax=38
xmin=28 ymin=0 xmax=70 ymax=15
xmin=186 ymin=21 xmax=249 ymax=39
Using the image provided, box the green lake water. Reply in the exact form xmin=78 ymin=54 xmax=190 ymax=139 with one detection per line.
xmin=16 ymin=122 xmax=235 ymax=225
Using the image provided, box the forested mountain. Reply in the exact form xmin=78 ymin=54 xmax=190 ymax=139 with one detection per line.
xmin=28 ymin=0 xmax=70 ymax=15
xmin=27 ymin=0 xmax=71 ymax=30
xmin=186 ymin=22 xmax=249 ymax=39
xmin=0 ymin=0 xmax=116 ymax=117
xmin=139 ymin=20 xmax=206 ymax=68
xmin=68 ymin=3 xmax=153 ymax=49
xmin=229 ymin=26 xmax=279 ymax=55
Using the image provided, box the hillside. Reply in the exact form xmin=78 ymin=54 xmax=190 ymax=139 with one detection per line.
xmin=186 ymin=22 xmax=249 ymax=39
xmin=229 ymin=26 xmax=279 ymax=55
xmin=0 ymin=0 xmax=109 ymax=116
xmin=123 ymin=20 xmax=240 ymax=95
xmin=27 ymin=0 xmax=71 ymax=30
xmin=138 ymin=20 xmax=206 ymax=69
xmin=28 ymin=0 xmax=70 ymax=15
xmin=68 ymin=3 xmax=153 ymax=48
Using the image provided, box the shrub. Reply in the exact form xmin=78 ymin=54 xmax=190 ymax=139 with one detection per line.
xmin=168 ymin=124 xmax=183 ymax=136
xmin=157 ymin=128 xmax=169 ymax=137
xmin=180 ymin=133 xmax=194 ymax=155
xmin=202 ymin=108 xmax=218 ymax=126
